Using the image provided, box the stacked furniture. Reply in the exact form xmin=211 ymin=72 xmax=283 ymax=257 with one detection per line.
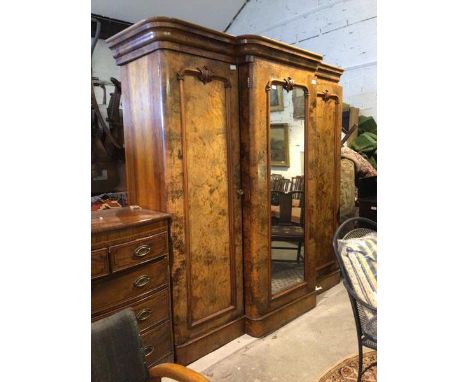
xmin=106 ymin=17 xmax=343 ymax=364
xmin=91 ymin=207 xmax=174 ymax=367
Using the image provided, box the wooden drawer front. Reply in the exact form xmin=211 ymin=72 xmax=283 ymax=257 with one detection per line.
xmin=92 ymin=258 xmax=169 ymax=314
xmin=91 ymin=288 xmax=170 ymax=331
xmin=141 ymin=321 xmax=172 ymax=366
xmin=132 ymin=289 xmax=170 ymax=332
xmin=91 ymin=249 xmax=109 ymax=279
xmin=148 ymin=352 xmax=174 ymax=368
xmin=109 ymin=232 xmax=168 ymax=272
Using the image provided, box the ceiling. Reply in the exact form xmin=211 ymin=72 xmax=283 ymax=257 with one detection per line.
xmin=91 ymin=0 xmax=246 ymax=32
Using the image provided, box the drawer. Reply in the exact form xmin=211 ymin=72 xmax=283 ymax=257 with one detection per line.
xmin=91 ymin=248 xmax=109 ymax=279
xmin=141 ymin=321 xmax=173 ymax=366
xmin=132 ymin=289 xmax=170 ymax=332
xmin=109 ymin=232 xmax=168 ymax=272
xmin=148 ymin=352 xmax=174 ymax=368
xmin=92 ymin=257 xmax=169 ymax=314
xmin=92 ymin=288 xmax=170 ymax=331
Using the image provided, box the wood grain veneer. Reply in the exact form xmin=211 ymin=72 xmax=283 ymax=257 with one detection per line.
xmin=107 ymin=17 xmax=343 ymax=364
xmin=91 ymin=207 xmax=174 ymax=367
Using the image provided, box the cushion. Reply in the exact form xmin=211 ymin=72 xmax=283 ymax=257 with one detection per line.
xmin=271 ymin=205 xmax=280 ymax=218
xmin=338 ymin=233 xmax=377 ymax=309
xmin=291 ymin=207 xmax=301 ymax=224
xmin=292 ymin=198 xmax=301 ymax=207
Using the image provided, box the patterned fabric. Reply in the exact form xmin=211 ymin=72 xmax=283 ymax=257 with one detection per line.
xmin=318 ymin=351 xmax=377 ymax=382
xmin=91 ymin=192 xmax=128 ymax=211
xmin=341 ymin=146 xmax=377 ymax=178
xmin=340 ymin=158 xmax=356 ymax=221
xmin=338 ymin=233 xmax=377 ymax=308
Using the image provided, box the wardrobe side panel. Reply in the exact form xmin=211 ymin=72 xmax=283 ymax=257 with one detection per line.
xmin=120 ymin=53 xmax=166 ymax=211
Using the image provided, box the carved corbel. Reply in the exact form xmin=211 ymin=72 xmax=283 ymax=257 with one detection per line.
xmin=282 ymin=76 xmax=295 ymax=92
xmin=196 ymin=66 xmax=213 ymax=84
xmin=177 ymin=66 xmax=230 ymax=88
xmin=317 ymin=89 xmax=339 ymax=104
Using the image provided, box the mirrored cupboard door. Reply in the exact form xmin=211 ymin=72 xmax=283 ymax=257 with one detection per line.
xmin=269 ymin=85 xmax=307 ymax=297
xmin=241 ymin=58 xmax=321 ymax=338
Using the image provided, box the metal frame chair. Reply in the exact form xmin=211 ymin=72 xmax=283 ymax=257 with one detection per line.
xmin=332 ymin=217 xmax=377 ymax=382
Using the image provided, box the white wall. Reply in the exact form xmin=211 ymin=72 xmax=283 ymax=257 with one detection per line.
xmin=227 ymin=0 xmax=377 ymax=119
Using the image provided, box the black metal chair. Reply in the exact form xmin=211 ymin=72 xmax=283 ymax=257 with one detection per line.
xmin=332 ymin=217 xmax=377 ymax=382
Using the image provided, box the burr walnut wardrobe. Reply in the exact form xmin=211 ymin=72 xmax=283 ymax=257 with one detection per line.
xmin=107 ymin=17 xmax=343 ymax=365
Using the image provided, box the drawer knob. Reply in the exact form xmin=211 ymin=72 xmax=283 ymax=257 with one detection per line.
xmin=134 ymin=244 xmax=152 ymax=258
xmin=133 ymin=275 xmax=151 ymax=288
xmin=136 ymin=308 xmax=152 ymax=322
xmin=144 ymin=345 xmax=154 ymax=357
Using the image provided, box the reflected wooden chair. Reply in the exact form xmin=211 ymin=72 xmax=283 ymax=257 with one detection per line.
xmin=271 ymin=190 xmax=304 ymax=263
xmin=92 ymin=309 xmax=209 ymax=382
xmin=271 ymin=174 xmax=292 ymax=193
xmin=290 ymin=175 xmax=304 ymax=191
xmin=271 ymin=174 xmax=283 ymax=191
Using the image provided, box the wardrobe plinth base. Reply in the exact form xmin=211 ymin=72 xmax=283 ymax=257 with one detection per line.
xmin=174 ymin=316 xmax=245 ymax=365
xmin=245 ymin=292 xmax=316 ymax=338
xmin=316 ymin=267 xmax=341 ymax=295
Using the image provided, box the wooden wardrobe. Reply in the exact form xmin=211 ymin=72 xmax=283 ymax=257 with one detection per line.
xmin=107 ymin=17 xmax=343 ymax=365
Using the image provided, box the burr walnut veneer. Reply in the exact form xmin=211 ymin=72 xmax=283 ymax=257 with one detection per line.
xmin=91 ymin=207 xmax=174 ymax=367
xmin=107 ymin=17 xmax=343 ymax=364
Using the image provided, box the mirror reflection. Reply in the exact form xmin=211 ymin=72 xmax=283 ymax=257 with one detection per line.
xmin=270 ymin=85 xmax=305 ymax=296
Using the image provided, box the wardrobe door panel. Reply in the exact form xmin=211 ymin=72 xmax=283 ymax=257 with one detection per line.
xmin=181 ymin=74 xmax=235 ymax=324
xmin=161 ymin=52 xmax=243 ymax=356
xmin=241 ymin=58 xmax=319 ymax=337
xmin=314 ymin=81 xmax=342 ymax=277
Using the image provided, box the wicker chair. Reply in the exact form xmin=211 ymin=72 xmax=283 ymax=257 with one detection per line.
xmin=332 ymin=217 xmax=377 ymax=382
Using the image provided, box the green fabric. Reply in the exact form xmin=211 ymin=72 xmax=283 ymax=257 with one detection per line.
xmin=348 ymin=116 xmax=377 ymax=170
xmin=358 ymin=116 xmax=377 ymax=135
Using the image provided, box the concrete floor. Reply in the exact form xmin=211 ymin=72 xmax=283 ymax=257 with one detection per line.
xmin=168 ymin=282 xmax=359 ymax=382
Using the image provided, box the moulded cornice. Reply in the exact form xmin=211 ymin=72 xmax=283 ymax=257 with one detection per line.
xmin=106 ymin=17 xmax=342 ymax=77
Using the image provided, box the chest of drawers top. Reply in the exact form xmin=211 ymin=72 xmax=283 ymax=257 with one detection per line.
xmin=92 ymin=207 xmax=171 ymax=234
xmin=92 ymin=207 xmax=171 ymax=248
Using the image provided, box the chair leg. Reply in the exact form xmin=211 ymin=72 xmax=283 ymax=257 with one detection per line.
xmin=357 ymin=340 xmax=363 ymax=382
xmin=296 ymin=241 xmax=302 ymax=263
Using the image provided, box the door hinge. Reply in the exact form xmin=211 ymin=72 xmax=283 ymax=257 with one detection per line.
xmin=247 ymin=77 xmax=251 ymax=88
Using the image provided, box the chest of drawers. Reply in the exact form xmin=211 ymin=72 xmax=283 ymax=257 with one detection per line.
xmin=91 ymin=207 xmax=173 ymax=367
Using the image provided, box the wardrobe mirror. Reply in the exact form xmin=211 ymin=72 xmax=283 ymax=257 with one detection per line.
xmin=270 ymin=84 xmax=306 ymax=296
